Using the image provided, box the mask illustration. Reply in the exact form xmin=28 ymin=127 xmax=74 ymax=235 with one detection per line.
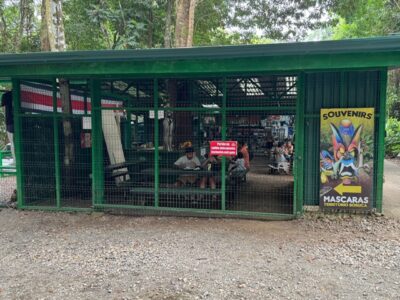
xmin=330 ymin=119 xmax=362 ymax=185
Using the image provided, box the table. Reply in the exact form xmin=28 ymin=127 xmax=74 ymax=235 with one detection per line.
xmin=140 ymin=168 xmax=220 ymax=177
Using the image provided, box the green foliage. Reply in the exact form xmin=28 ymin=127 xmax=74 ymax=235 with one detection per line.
xmin=0 ymin=2 xmax=20 ymax=53
xmin=227 ymin=0 xmax=330 ymax=41
xmin=331 ymin=0 xmax=400 ymax=39
xmin=0 ymin=87 xmax=8 ymax=148
xmin=385 ymin=118 xmax=400 ymax=158
xmin=64 ymin=0 xmax=107 ymax=50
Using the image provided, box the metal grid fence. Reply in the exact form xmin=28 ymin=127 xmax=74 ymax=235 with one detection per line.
xmin=13 ymin=75 xmax=298 ymax=217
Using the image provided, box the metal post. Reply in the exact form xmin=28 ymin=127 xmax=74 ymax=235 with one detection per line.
xmin=294 ymin=73 xmax=305 ymax=215
xmin=221 ymin=77 xmax=227 ymax=211
xmin=90 ymin=79 xmax=104 ymax=206
xmin=154 ymin=79 xmax=159 ymax=207
xmin=12 ymin=79 xmax=24 ymax=208
xmin=376 ymin=69 xmax=387 ymax=213
xmin=52 ymin=79 xmax=61 ymax=208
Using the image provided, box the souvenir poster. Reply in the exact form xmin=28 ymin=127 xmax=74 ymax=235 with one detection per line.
xmin=320 ymin=108 xmax=374 ymax=210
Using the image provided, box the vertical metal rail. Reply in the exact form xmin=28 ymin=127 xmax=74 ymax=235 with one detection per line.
xmin=294 ymin=73 xmax=305 ymax=215
xmin=90 ymin=79 xmax=104 ymax=206
xmin=340 ymin=71 xmax=347 ymax=107
xmin=376 ymin=69 xmax=387 ymax=213
xmin=52 ymin=79 xmax=61 ymax=208
xmin=12 ymin=79 xmax=24 ymax=208
xmin=154 ymin=79 xmax=159 ymax=207
xmin=221 ymin=77 xmax=227 ymax=211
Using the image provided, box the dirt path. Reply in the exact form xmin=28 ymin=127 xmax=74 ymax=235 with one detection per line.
xmin=0 ymin=210 xmax=399 ymax=300
xmin=383 ymin=159 xmax=400 ymax=219
xmin=0 ymin=160 xmax=399 ymax=299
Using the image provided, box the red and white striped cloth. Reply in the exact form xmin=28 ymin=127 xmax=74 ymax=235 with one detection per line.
xmin=20 ymin=82 xmax=123 ymax=114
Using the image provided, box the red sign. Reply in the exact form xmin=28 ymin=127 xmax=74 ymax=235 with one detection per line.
xmin=209 ymin=141 xmax=237 ymax=156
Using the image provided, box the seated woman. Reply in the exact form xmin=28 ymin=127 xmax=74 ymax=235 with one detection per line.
xmin=199 ymin=153 xmax=221 ymax=190
xmin=229 ymin=152 xmax=247 ymax=176
xmin=269 ymin=142 xmax=290 ymax=174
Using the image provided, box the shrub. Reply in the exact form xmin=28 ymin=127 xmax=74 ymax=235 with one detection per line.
xmin=385 ymin=118 xmax=400 ymax=158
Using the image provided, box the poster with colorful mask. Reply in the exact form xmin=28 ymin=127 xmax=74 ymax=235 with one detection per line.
xmin=320 ymin=108 xmax=374 ymax=210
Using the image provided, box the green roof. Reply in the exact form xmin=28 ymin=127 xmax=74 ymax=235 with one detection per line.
xmin=0 ymin=35 xmax=399 ymax=78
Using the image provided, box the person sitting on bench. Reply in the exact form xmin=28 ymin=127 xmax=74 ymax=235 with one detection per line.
xmin=229 ymin=152 xmax=247 ymax=178
xmin=199 ymin=152 xmax=220 ymax=190
xmin=173 ymin=147 xmax=201 ymax=187
xmin=269 ymin=142 xmax=290 ymax=174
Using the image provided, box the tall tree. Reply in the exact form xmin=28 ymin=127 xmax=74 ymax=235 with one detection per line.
xmin=174 ymin=0 xmax=197 ymax=47
xmin=163 ymin=0 xmax=173 ymax=48
xmin=17 ymin=0 xmax=35 ymax=51
xmin=41 ymin=0 xmax=74 ymax=183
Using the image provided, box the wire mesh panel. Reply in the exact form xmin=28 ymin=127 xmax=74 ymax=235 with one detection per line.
xmin=225 ymin=112 xmax=295 ymax=214
xmin=158 ymin=78 xmax=223 ymax=108
xmin=100 ymin=79 xmax=156 ymax=206
xmin=156 ymin=111 xmax=222 ymax=209
xmin=20 ymin=116 xmax=56 ymax=206
xmin=58 ymin=116 xmax=92 ymax=208
xmin=226 ymin=76 xmax=297 ymax=107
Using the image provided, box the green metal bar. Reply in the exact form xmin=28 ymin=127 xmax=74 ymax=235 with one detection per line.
xmin=17 ymin=111 xmax=88 ymax=119
xmin=90 ymin=79 xmax=104 ymax=205
xmin=20 ymin=206 xmax=93 ymax=212
xmin=52 ymin=79 xmax=61 ymax=208
xmin=226 ymin=106 xmax=296 ymax=112
xmin=4 ymin=68 xmax=386 ymax=82
xmin=375 ymin=69 xmax=387 ymax=212
xmin=2 ymin=49 xmax=400 ymax=78
xmin=0 ymin=151 xmax=3 ymax=178
xmin=12 ymin=79 xmax=24 ymax=208
xmin=125 ymin=94 xmax=132 ymax=150
xmin=84 ymin=85 xmax=88 ymax=115
xmin=94 ymin=203 xmax=294 ymax=220
xmin=154 ymin=79 xmax=159 ymax=207
xmin=97 ymin=106 xmax=296 ymax=112
xmin=339 ymin=71 xmax=347 ymax=107
xmin=294 ymin=73 xmax=305 ymax=216
xmin=221 ymin=77 xmax=227 ymax=211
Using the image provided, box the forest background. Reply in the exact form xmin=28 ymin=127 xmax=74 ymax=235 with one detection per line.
xmin=0 ymin=0 xmax=399 ymax=156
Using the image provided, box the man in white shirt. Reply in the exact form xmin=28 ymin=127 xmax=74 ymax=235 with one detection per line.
xmin=174 ymin=147 xmax=201 ymax=187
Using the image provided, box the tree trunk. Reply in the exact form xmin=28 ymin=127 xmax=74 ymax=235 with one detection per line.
xmin=164 ymin=0 xmax=173 ymax=48
xmin=53 ymin=0 xmax=66 ymax=51
xmin=174 ymin=0 xmax=197 ymax=47
xmin=186 ymin=0 xmax=196 ymax=46
xmin=17 ymin=0 xmax=34 ymax=52
xmin=168 ymin=0 xmax=197 ymax=147
xmin=40 ymin=0 xmax=56 ymax=51
xmin=41 ymin=0 xmax=74 ymax=188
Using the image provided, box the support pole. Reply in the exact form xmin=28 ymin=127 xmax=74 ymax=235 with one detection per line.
xmin=52 ymin=79 xmax=61 ymax=208
xmin=154 ymin=79 xmax=159 ymax=207
xmin=376 ymin=69 xmax=387 ymax=213
xmin=90 ymin=79 xmax=104 ymax=206
xmin=12 ymin=79 xmax=24 ymax=208
xmin=294 ymin=73 xmax=305 ymax=215
xmin=221 ymin=77 xmax=227 ymax=211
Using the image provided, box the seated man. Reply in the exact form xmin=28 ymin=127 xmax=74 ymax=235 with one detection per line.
xmin=174 ymin=147 xmax=201 ymax=187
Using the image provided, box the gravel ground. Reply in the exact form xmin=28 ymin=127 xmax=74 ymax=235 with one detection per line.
xmin=0 ymin=176 xmax=16 ymax=207
xmin=0 ymin=210 xmax=399 ymax=300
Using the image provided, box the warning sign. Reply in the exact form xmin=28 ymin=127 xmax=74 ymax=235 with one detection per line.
xmin=209 ymin=141 xmax=237 ymax=156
